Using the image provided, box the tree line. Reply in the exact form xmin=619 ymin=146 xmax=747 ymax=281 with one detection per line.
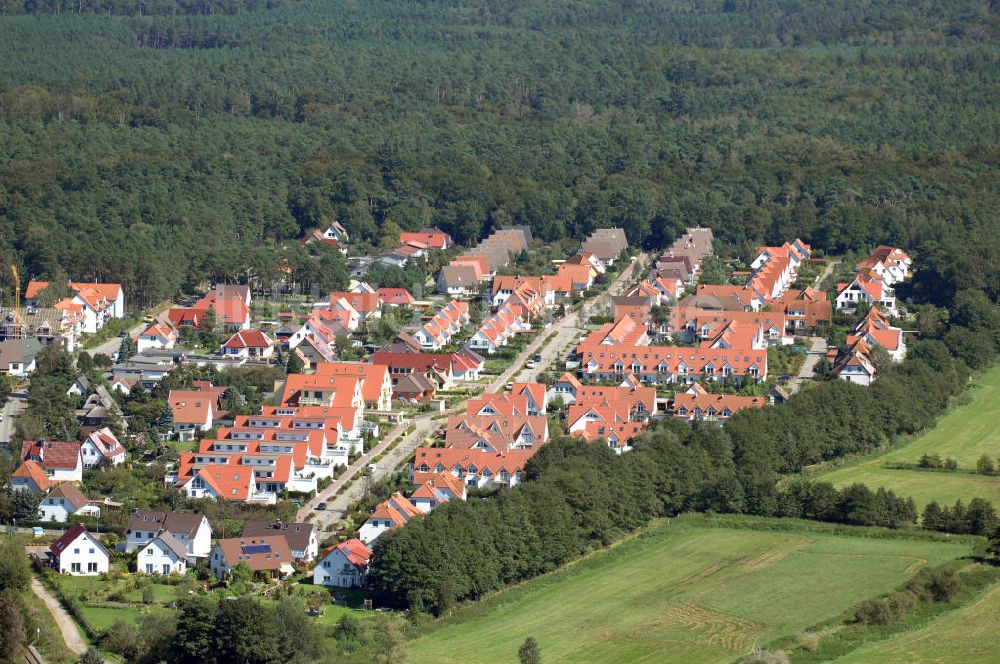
xmin=369 ymin=286 xmax=1000 ymax=615
xmin=0 ymin=0 xmax=998 ymax=306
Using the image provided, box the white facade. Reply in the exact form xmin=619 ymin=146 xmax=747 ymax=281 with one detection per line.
xmin=125 ymin=515 xmax=213 ymax=558
xmin=137 ymin=538 xmax=187 ymax=575
xmin=39 ymin=496 xmax=99 ymax=523
xmin=314 ymin=548 xmax=363 ymax=587
xmin=358 ymin=519 xmax=393 ymax=544
xmin=54 ymin=531 xmax=110 ymax=576
xmin=137 ymin=332 xmax=175 ymax=354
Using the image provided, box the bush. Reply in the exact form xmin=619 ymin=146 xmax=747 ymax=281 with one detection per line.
xmin=743 ymin=646 xmax=790 ymax=664
xmin=102 ymin=620 xmax=144 ymax=661
xmin=853 ymin=599 xmax=898 ymax=625
xmin=796 ymin=631 xmax=820 ymax=652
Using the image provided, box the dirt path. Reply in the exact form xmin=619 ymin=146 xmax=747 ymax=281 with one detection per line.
xmin=29 ymin=575 xmax=87 ymax=656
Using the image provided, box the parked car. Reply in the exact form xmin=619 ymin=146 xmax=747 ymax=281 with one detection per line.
xmin=316 ymin=502 xmax=327 ymax=511
xmin=366 ymin=463 xmax=377 ymax=476
xmin=525 ymin=361 xmax=536 ymax=369
xmin=533 ymin=354 xmax=542 ymax=363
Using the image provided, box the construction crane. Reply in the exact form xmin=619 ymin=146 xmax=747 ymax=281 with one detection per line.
xmin=10 ymin=265 xmax=19 ymax=311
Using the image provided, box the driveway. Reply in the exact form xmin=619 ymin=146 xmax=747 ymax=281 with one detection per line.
xmin=29 ymin=575 xmax=87 ymax=656
xmin=788 ymin=336 xmax=828 ymax=393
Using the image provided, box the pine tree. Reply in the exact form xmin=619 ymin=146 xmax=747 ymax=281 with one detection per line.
xmin=285 ymin=350 xmax=304 ymax=375
xmin=157 ymin=400 xmax=174 ymax=432
xmin=118 ymin=335 xmax=136 ymax=362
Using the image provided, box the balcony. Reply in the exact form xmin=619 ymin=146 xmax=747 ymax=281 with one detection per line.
xmin=246 ymin=491 xmax=278 ymax=505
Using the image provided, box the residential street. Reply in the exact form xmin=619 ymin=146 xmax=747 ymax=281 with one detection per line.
xmin=86 ymin=319 xmax=148 ymax=358
xmin=29 ymin=575 xmax=87 ymax=656
xmin=301 ymin=252 xmax=648 ymax=534
xmin=789 ymin=335 xmax=828 ymax=393
xmin=0 ymin=392 xmax=27 ymax=446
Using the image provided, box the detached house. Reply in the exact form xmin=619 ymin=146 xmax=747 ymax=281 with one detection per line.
xmin=137 ymin=533 xmax=189 ymax=575
xmin=358 ymin=492 xmax=423 ymax=544
xmin=221 ymin=329 xmax=275 ymax=360
xmin=80 ymin=428 xmax=126 ymax=468
xmin=168 ymin=389 xmax=218 ymax=441
xmin=50 ymin=523 xmax=110 ymax=576
xmin=20 ymin=440 xmax=83 ymax=482
xmin=125 ymin=511 xmax=213 ymax=559
xmin=137 ymin=322 xmax=177 ymax=354
xmin=39 ymin=483 xmax=100 ymax=522
xmin=210 ymin=536 xmax=294 ymax=581
xmin=314 ymin=539 xmax=372 ymax=588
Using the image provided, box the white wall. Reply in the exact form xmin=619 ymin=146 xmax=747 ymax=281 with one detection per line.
xmin=314 ymin=548 xmax=363 ymax=587
xmin=137 ymin=541 xmax=186 ymax=575
xmin=56 ymin=533 xmax=109 ymax=575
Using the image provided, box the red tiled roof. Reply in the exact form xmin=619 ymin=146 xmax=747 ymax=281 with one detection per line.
xmin=222 ymin=329 xmax=273 ymax=349
xmin=22 ymin=440 xmax=81 ymax=470
xmin=169 ymin=390 xmax=215 ymax=425
xmin=321 ymin=538 xmax=372 ymax=570
xmin=11 ymin=460 xmax=51 ymax=491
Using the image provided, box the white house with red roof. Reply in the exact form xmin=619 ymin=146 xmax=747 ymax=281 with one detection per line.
xmin=21 ymin=440 xmax=83 ymax=482
xmin=168 ymin=389 xmax=217 ymax=441
xmin=221 ymin=329 xmax=275 ymax=360
xmin=49 ymin=523 xmax=110 ymax=575
xmin=314 ymin=539 xmax=372 ymax=587
xmin=25 ymin=282 xmax=125 ymax=334
xmin=836 ymin=276 xmax=898 ymax=317
xmin=409 ymin=471 xmax=467 ymax=513
xmin=179 ymin=463 xmax=276 ymax=505
xmin=80 ymin=427 xmax=126 ymax=468
xmin=411 ymin=448 xmax=533 ymax=490
xmin=137 ymin=322 xmax=177 ymax=354
xmin=358 ymin=492 xmax=423 ymax=544
xmin=376 ymin=288 xmax=415 ymax=307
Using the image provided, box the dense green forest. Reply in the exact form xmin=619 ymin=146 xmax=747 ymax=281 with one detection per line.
xmin=1 ymin=0 xmax=998 ymax=306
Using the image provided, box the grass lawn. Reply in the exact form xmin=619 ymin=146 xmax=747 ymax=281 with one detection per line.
xmin=813 ymin=366 xmax=1000 ymax=510
xmin=406 ymin=515 xmax=970 ymax=664
xmin=835 ymin=581 xmax=1000 ymax=663
xmin=79 ymin=605 xmax=146 ymax=631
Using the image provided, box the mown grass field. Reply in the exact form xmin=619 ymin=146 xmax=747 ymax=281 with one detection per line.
xmin=814 ymin=366 xmax=1000 ymax=510
xmin=406 ymin=515 xmax=971 ymax=664
xmin=835 ymin=581 xmax=1000 ymax=663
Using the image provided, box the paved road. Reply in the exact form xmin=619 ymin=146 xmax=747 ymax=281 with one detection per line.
xmin=788 ymin=336 xmax=828 ymax=393
xmin=0 ymin=393 xmax=27 ymax=446
xmin=29 ymin=575 xmax=87 ymax=656
xmin=301 ymin=253 xmax=648 ymax=535
xmin=513 ymin=252 xmax=648 ymax=385
xmin=86 ymin=319 xmax=148 ymax=358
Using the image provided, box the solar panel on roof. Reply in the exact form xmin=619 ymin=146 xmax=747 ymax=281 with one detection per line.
xmin=242 ymin=544 xmax=271 ymax=555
